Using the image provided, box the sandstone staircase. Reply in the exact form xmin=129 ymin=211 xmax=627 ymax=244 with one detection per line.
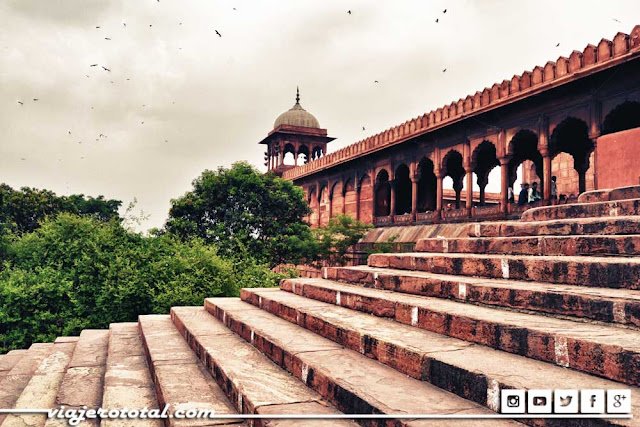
xmin=2 ymin=185 xmax=640 ymax=426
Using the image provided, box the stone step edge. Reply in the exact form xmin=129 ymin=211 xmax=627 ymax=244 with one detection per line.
xmin=241 ymin=287 xmax=640 ymax=425
xmin=466 ymin=215 xmax=640 ymax=238
xmin=520 ymin=197 xmax=640 ymax=222
xmin=415 ymin=234 xmax=640 ymax=257
xmin=366 ymin=252 xmax=640 ymax=290
xmin=323 ymin=265 xmax=640 ymax=327
xmin=265 ymin=283 xmax=640 ymax=387
xmin=169 ymin=307 xmax=355 ymax=426
xmin=202 ymin=298 xmax=518 ymax=426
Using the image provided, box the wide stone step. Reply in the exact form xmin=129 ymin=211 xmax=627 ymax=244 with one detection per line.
xmin=367 ymin=252 xmax=640 ymax=289
xmin=325 ymin=265 xmax=640 ymax=326
xmin=236 ymin=289 xmax=640 ymax=426
xmin=138 ymin=315 xmax=241 ymax=426
xmin=0 ymin=344 xmax=54 ymax=425
xmin=467 ymin=216 xmax=640 ymax=238
xmin=520 ymin=198 xmax=640 ymax=222
xmin=415 ymin=235 xmax=640 ymax=256
xmin=0 ymin=350 xmax=28 ymax=383
xmin=247 ymin=284 xmax=640 ymax=387
xmin=102 ymin=323 xmax=164 ymax=427
xmin=44 ymin=331 xmax=108 ymax=427
xmin=205 ymin=297 xmax=518 ymax=427
xmin=579 ymin=185 xmax=640 ymax=203
xmin=1 ymin=339 xmax=77 ymax=427
xmin=171 ymin=306 xmax=357 ymax=426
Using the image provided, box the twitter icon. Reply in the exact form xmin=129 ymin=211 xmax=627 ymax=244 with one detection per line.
xmin=554 ymin=390 xmax=579 ymax=413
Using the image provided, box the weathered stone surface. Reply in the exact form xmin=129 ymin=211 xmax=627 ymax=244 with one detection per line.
xmin=102 ymin=323 xmax=163 ymax=427
xmin=3 ymin=341 xmax=76 ymax=427
xmin=466 ymin=215 xmax=640 ymax=237
xmin=68 ymin=330 xmax=109 ymax=369
xmin=521 ymin=198 xmax=640 ymax=222
xmin=324 ymin=265 xmax=640 ymax=326
xmin=138 ymin=315 xmax=239 ymax=426
xmin=233 ymin=289 xmax=640 ymax=425
xmin=247 ymin=285 xmax=640 ymax=387
xmin=416 ymin=234 xmax=640 ymax=256
xmin=578 ymin=184 xmax=640 ymax=203
xmin=171 ymin=306 xmax=349 ymax=425
xmin=207 ymin=298 xmax=517 ymax=426
xmin=368 ymin=252 xmax=640 ymax=289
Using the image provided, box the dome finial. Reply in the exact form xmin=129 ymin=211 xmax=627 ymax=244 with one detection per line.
xmin=296 ymin=86 xmax=300 ymax=104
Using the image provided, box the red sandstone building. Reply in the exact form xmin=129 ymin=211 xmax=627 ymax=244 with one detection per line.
xmin=261 ymin=27 xmax=640 ymax=227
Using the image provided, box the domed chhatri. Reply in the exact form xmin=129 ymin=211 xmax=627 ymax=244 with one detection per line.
xmin=273 ymin=87 xmax=321 ymax=129
xmin=260 ymin=87 xmax=334 ymax=176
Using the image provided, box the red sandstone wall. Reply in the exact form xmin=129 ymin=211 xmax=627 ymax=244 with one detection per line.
xmin=596 ymin=127 xmax=640 ymax=189
xmin=358 ymin=177 xmax=373 ymax=223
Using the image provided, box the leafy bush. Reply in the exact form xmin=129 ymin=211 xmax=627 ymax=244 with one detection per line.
xmin=310 ymin=215 xmax=372 ymax=266
xmin=0 ymin=214 xmax=283 ymax=353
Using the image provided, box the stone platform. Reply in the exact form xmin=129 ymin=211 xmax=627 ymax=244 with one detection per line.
xmin=2 ymin=185 xmax=640 ymax=426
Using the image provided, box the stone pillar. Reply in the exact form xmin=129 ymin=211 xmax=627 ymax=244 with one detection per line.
xmin=478 ymin=174 xmax=488 ymax=206
xmin=499 ymin=156 xmax=512 ymax=215
xmin=328 ymin=192 xmax=333 ymax=220
xmin=294 ymin=148 xmax=298 ymax=166
xmin=278 ymin=148 xmax=283 ymax=167
xmin=465 ymin=167 xmax=473 ymax=217
xmin=541 ymin=150 xmax=552 ymax=202
xmin=411 ymin=177 xmax=418 ymax=221
xmin=389 ymin=180 xmax=396 ymax=221
xmin=453 ymin=177 xmax=463 ymax=210
xmin=355 ymin=187 xmax=360 ymax=220
xmin=578 ymin=167 xmax=588 ymax=194
xmin=435 ymin=170 xmax=444 ymax=219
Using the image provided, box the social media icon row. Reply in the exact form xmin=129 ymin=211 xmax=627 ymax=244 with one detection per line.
xmin=501 ymin=389 xmax=631 ymax=414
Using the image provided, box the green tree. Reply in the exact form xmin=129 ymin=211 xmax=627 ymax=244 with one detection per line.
xmin=0 ymin=214 xmax=284 ymax=353
xmin=165 ymin=162 xmax=313 ymax=267
xmin=0 ymin=183 xmax=121 ymax=234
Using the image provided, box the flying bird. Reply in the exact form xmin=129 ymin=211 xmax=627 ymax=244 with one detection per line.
xmin=102 ymin=66 xmax=111 ymax=72
xmin=442 ymin=68 xmax=447 ymax=72
xmin=21 ymin=158 xmax=26 ymax=161
xmin=362 ymin=126 xmax=366 ymax=131
xmin=96 ymin=26 xmax=100 ymax=29
xmin=435 ymin=18 xmax=439 ymax=23
xmin=374 ymin=80 xmax=379 ymax=83
xmin=443 ymin=9 xmax=447 ymax=13
xmin=612 ymin=18 xmax=621 ymax=23
xmin=33 ymin=98 xmax=38 ymax=101
xmin=556 ymin=43 xmax=560 ymax=47
xmin=347 ymin=10 xmax=351 ymax=14
xmin=123 ymin=23 xmax=126 ymax=27
xmin=141 ymin=121 xmax=144 ymax=124
xmin=105 ymin=37 xmax=111 ymax=40
xmin=68 ymin=131 xmax=71 ymax=135
xmin=17 ymin=101 xmax=23 ymax=105
xmin=149 ymin=24 xmax=153 ymax=27
xmin=215 ymin=30 xmax=222 ymax=37
xmin=78 ymin=141 xmax=82 ymax=144
xmin=90 ymin=64 xmax=98 ymax=67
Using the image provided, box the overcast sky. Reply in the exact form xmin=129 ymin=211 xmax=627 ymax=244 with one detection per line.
xmin=1 ymin=0 xmax=639 ymax=231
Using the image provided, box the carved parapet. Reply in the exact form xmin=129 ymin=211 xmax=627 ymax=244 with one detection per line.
xmin=281 ymin=26 xmax=638 ymax=182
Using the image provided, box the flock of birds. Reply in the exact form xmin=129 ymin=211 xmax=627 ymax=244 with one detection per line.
xmin=12 ymin=3 xmax=628 ymax=162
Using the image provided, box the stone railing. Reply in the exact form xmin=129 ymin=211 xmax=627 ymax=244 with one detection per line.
xmin=393 ymin=214 xmax=413 ymax=224
xmin=282 ymin=26 xmax=640 ymax=182
xmin=373 ymin=215 xmax=393 ymax=226
xmin=416 ymin=211 xmax=438 ymax=222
